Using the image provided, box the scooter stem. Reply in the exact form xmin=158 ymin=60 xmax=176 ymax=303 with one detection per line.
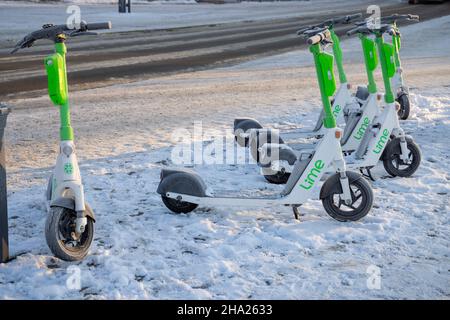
xmin=375 ymin=34 xmax=395 ymax=104
xmin=54 ymin=42 xmax=74 ymax=141
xmin=360 ymin=34 xmax=378 ymax=94
xmin=330 ymin=29 xmax=347 ymax=84
xmin=310 ymin=43 xmax=336 ymax=129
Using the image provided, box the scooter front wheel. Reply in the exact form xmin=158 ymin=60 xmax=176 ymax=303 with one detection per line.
xmin=162 ymin=196 xmax=198 ymax=214
xmin=322 ymin=177 xmax=373 ymax=222
xmin=383 ymin=137 xmax=421 ymax=177
xmin=397 ymin=94 xmax=410 ymax=120
xmin=45 ymin=206 xmax=94 ymax=261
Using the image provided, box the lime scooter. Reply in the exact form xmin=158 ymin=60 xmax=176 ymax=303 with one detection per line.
xmin=234 ymin=14 xmax=365 ymax=146
xmin=158 ymin=28 xmax=374 ymax=222
xmin=258 ymin=24 xmax=381 ymax=181
xmin=11 ymin=21 xmax=112 ymax=261
xmin=383 ymin=14 xmax=419 ymax=120
xmin=234 ymin=14 xmax=420 ymax=182
xmin=237 ymin=14 xmax=421 ymax=183
xmin=261 ymin=20 xmax=422 ymax=182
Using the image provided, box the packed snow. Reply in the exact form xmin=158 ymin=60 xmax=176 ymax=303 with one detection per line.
xmin=0 ymin=10 xmax=449 ymax=299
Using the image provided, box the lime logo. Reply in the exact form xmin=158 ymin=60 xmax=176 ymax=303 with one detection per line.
xmin=332 ymin=105 xmax=341 ymax=118
xmin=373 ymin=129 xmax=390 ymax=154
xmin=299 ymin=160 xmax=325 ymax=190
xmin=64 ymin=163 xmax=73 ymax=175
xmin=353 ymin=117 xmax=370 ymax=140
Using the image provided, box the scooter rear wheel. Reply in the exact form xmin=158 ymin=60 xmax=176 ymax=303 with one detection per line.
xmin=162 ymin=196 xmax=198 ymax=214
xmin=322 ymin=177 xmax=373 ymax=222
xmin=397 ymin=94 xmax=410 ymax=120
xmin=45 ymin=206 xmax=94 ymax=261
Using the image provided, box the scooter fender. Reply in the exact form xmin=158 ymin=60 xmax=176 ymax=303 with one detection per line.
xmin=50 ymin=197 xmax=96 ymax=222
xmin=157 ymin=169 xmax=207 ymax=197
xmin=234 ymin=118 xmax=263 ymax=147
xmin=319 ymin=171 xmax=363 ymax=200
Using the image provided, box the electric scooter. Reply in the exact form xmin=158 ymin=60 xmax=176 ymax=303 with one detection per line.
xmin=158 ymin=28 xmax=374 ymax=222
xmin=11 ymin=21 xmax=112 ymax=261
xmin=265 ymin=21 xmax=422 ymax=182
xmin=235 ymin=14 xmax=420 ymax=183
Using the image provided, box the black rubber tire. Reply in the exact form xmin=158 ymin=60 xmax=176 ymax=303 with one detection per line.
xmin=162 ymin=196 xmax=198 ymax=214
xmin=45 ymin=206 xmax=94 ymax=261
xmin=322 ymin=177 xmax=373 ymax=222
xmin=397 ymin=94 xmax=410 ymax=120
xmin=383 ymin=138 xmax=421 ymax=177
xmin=264 ymin=171 xmax=291 ymax=184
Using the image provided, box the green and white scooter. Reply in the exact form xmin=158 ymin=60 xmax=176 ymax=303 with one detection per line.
xmin=234 ymin=14 xmax=365 ymax=154
xmin=158 ymin=28 xmax=374 ymax=222
xmin=265 ymin=21 xmax=422 ymax=182
xmin=11 ymin=21 xmax=112 ymax=261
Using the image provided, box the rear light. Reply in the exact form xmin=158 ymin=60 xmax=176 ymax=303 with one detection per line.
xmin=335 ymin=130 xmax=342 ymax=139
xmin=347 ymin=83 xmax=352 ymax=90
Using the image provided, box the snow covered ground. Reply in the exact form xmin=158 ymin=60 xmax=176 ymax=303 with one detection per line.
xmin=0 ymin=13 xmax=449 ymax=299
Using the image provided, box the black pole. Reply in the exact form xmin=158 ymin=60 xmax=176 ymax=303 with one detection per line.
xmin=119 ymin=0 xmax=125 ymax=13
xmin=0 ymin=104 xmax=10 ymax=263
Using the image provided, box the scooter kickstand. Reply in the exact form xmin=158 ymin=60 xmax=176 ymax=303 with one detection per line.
xmin=293 ymin=205 xmax=303 ymax=220
xmin=360 ymin=168 xmax=376 ymax=181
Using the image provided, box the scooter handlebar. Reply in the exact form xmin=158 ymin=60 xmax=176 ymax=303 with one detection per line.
xmin=381 ymin=13 xmax=420 ymax=24
xmin=85 ymin=21 xmax=112 ymax=31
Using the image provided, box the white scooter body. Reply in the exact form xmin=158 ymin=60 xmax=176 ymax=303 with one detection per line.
xmin=341 ymin=93 xmax=380 ymax=152
xmin=347 ymin=102 xmax=410 ymax=168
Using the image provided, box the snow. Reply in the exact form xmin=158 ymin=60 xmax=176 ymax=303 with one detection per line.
xmin=0 ymin=9 xmax=450 ymax=299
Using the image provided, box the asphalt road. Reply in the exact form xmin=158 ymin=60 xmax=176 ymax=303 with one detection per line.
xmin=1 ymin=2 xmax=449 ymax=99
